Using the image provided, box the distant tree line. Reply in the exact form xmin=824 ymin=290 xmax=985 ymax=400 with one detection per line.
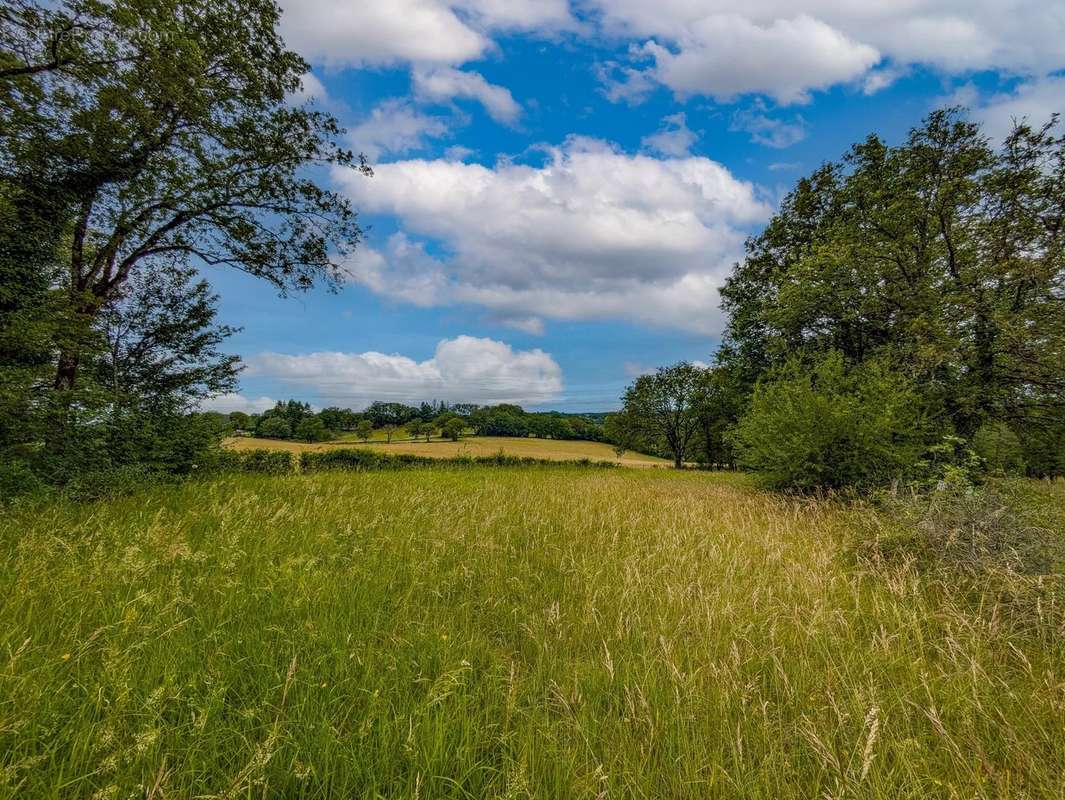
xmin=614 ymin=110 xmax=1065 ymax=490
xmin=222 ymin=400 xmax=608 ymax=445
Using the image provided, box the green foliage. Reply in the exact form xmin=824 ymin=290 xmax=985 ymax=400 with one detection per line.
xmin=618 ymin=362 xmax=712 ymax=468
xmin=719 ymin=110 xmax=1065 ymax=480
xmin=295 ymin=416 xmax=331 ymax=443
xmin=0 ymin=458 xmax=46 ymax=503
xmin=730 ymin=352 xmax=927 ymax=491
xmin=442 ymin=418 xmax=464 ymax=441
xmin=299 ymin=448 xmax=618 ymax=473
xmin=235 ymin=449 xmax=295 ymax=475
xmin=354 ymin=419 xmax=374 ymax=442
xmin=973 ymin=422 xmax=1027 ymax=476
xmin=257 ymin=416 xmax=291 ymax=439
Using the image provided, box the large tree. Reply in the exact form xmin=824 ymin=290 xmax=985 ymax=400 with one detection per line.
xmin=617 ymin=363 xmax=709 ymax=469
xmin=720 ymin=110 xmax=1065 ymax=440
xmin=0 ymin=0 xmax=370 ymax=404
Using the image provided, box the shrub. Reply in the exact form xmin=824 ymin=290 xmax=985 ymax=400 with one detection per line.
xmin=0 ymin=459 xmax=46 ymax=503
xmin=301 ymin=449 xmax=436 ymax=473
xmin=868 ymin=480 xmax=1057 ymax=576
xmin=729 ymin=352 xmax=927 ymax=492
xmin=239 ymin=449 xmax=296 ymax=475
xmin=62 ymin=464 xmax=159 ymax=502
xmin=300 ymin=448 xmax=619 ymax=474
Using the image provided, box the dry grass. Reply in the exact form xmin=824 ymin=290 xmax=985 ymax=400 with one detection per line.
xmin=1 ymin=468 xmax=1062 ymax=798
xmin=223 ymin=434 xmax=671 ymax=468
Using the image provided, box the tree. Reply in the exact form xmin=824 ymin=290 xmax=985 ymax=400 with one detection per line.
xmin=1 ymin=0 xmax=370 ymax=422
xmin=972 ymin=421 xmax=1026 ymax=476
xmin=229 ymin=411 xmax=252 ymax=431
xmin=720 ymin=110 xmax=1065 ymax=450
xmin=319 ymin=406 xmax=357 ymax=432
xmin=257 ymin=415 xmax=290 ymax=439
xmin=295 ymin=415 xmax=330 ymax=443
xmin=442 ymin=418 xmax=464 ymax=441
xmin=93 ymin=266 xmax=240 ymax=414
xmin=619 ymin=363 xmax=709 ymax=468
xmin=406 ymin=419 xmax=424 ymax=441
xmin=355 ymin=419 xmax=373 ymax=443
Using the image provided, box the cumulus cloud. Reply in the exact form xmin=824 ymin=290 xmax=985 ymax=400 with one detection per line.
xmin=641 ymin=112 xmax=698 ymax=157
xmin=413 ymin=67 xmax=522 ymax=124
xmin=641 ymin=15 xmax=879 ymax=105
xmin=336 ymin=137 xmax=771 ymax=334
xmin=590 ymin=2 xmax=1065 ymax=105
xmin=202 ymin=393 xmax=277 ymax=415
xmin=279 ymin=0 xmax=571 ymax=68
xmin=965 ymin=77 xmax=1065 ymax=142
xmin=348 ymin=99 xmax=453 ymax=160
xmin=246 ymin=336 xmax=563 ymax=406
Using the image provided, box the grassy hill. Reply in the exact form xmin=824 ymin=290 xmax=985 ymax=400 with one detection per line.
xmin=1 ymin=468 xmax=1062 ymax=798
xmin=223 ymin=434 xmax=672 ymax=468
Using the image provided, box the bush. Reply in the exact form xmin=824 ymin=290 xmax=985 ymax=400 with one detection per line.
xmin=868 ymin=480 xmax=1057 ymax=576
xmin=729 ymin=352 xmax=927 ymax=492
xmin=62 ymin=464 xmax=159 ymax=502
xmin=973 ymin=421 xmax=1026 ymax=476
xmin=0 ymin=459 xmax=46 ymax=503
xmin=239 ymin=449 xmax=295 ymax=475
xmin=301 ymin=449 xmax=436 ymax=473
xmin=300 ymin=448 xmax=619 ymax=474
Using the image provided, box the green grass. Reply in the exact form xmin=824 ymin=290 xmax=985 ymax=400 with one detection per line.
xmin=1 ymin=469 xmax=1063 ymax=798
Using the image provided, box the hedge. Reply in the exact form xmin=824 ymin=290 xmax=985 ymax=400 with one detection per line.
xmin=300 ymin=448 xmax=617 ymax=473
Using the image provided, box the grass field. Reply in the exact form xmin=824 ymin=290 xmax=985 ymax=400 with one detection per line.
xmin=2 ymin=468 xmax=1063 ymax=798
xmin=223 ymin=434 xmax=672 ymax=468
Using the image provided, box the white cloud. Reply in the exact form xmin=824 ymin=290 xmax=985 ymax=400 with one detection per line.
xmin=279 ymin=0 xmax=572 ymax=68
xmin=590 ymin=2 xmax=1065 ymax=105
xmin=413 ymin=67 xmax=522 ymax=124
xmin=202 ymin=393 xmax=277 ymax=415
xmin=348 ymin=99 xmax=453 ymax=160
xmin=730 ymin=104 xmax=808 ymax=148
xmin=641 ymin=112 xmax=698 ymax=157
xmin=246 ymin=336 xmax=563 ymax=406
xmin=965 ymin=76 xmax=1065 ymax=142
xmin=291 ymin=72 xmax=328 ymax=104
xmin=642 ymin=15 xmax=879 ymax=105
xmin=336 ymin=136 xmax=771 ymax=334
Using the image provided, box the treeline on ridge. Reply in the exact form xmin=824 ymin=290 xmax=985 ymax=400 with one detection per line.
xmin=206 ymin=400 xmax=608 ymax=444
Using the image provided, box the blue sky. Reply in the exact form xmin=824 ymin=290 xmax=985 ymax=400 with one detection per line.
xmin=206 ymin=1 xmax=1065 ymax=414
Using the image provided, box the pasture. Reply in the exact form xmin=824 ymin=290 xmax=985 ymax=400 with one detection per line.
xmin=223 ymin=434 xmax=672 ymax=468
xmin=1 ymin=468 xmax=1062 ymax=799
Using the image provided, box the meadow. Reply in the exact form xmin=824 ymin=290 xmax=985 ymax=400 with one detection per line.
xmin=223 ymin=434 xmax=672 ymax=468
xmin=1 ymin=467 xmax=1063 ymax=799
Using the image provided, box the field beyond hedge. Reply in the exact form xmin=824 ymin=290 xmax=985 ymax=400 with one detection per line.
xmin=1 ymin=469 xmax=1063 ymax=799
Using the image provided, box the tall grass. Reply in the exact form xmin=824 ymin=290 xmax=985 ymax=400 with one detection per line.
xmin=0 ymin=469 xmax=1062 ymax=798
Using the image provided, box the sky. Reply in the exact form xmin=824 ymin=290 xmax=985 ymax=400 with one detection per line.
xmin=205 ymin=0 xmax=1065 ymax=415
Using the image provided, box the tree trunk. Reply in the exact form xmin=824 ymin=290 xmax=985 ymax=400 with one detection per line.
xmin=674 ymin=454 xmax=684 ymax=470
xmin=53 ymin=350 xmax=80 ymax=392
